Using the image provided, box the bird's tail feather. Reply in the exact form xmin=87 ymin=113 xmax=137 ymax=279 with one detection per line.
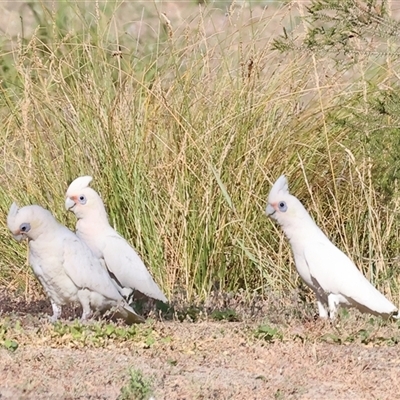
xmin=391 ymin=310 xmax=400 ymax=320
xmin=114 ymin=303 xmax=145 ymax=324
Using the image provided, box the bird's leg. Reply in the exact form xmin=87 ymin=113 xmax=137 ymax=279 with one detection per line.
xmin=49 ymin=300 xmax=62 ymax=323
xmin=125 ymin=289 xmax=135 ymax=305
xmin=316 ymin=299 xmax=329 ymax=319
xmin=314 ymin=292 xmax=329 ymax=319
xmin=328 ymin=294 xmax=340 ymax=320
xmin=77 ymin=290 xmax=93 ymax=322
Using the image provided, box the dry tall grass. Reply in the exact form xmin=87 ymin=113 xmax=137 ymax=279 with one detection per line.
xmin=0 ymin=1 xmax=399 ymax=307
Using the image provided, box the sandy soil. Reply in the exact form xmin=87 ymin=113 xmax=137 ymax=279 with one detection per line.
xmin=1 ymin=292 xmax=399 ymax=400
xmin=1 ymin=329 xmax=399 ymax=400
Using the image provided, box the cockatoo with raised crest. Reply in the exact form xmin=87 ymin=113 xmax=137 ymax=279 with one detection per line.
xmin=266 ymin=175 xmax=398 ymax=320
xmin=7 ymin=202 xmax=144 ymax=324
xmin=65 ymin=176 xmax=167 ymax=304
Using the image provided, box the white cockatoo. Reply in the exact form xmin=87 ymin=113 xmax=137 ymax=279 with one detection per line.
xmin=7 ymin=202 xmax=145 ymax=324
xmin=266 ymin=175 xmax=398 ymax=320
xmin=65 ymin=176 xmax=168 ymax=304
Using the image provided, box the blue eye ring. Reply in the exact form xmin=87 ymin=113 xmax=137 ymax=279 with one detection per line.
xmin=278 ymin=201 xmax=287 ymax=212
xmin=78 ymin=195 xmax=87 ymax=205
xmin=20 ymin=222 xmax=31 ymax=233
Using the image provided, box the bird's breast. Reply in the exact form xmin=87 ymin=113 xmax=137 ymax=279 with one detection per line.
xmin=29 ymin=247 xmax=79 ymax=305
xmin=76 ymin=227 xmax=103 ymax=258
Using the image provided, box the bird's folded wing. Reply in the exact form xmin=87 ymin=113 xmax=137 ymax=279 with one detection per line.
xmin=61 ymin=234 xmax=121 ymax=301
xmin=304 ymin=241 xmax=396 ymax=313
xmin=305 ymin=241 xmax=374 ymax=301
xmin=102 ymin=233 xmax=167 ymax=302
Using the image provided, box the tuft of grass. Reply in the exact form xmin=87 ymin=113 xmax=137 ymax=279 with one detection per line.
xmin=3 ymin=339 xmax=19 ymax=352
xmin=0 ymin=320 xmax=19 ymax=352
xmin=254 ymin=323 xmax=283 ymax=343
xmin=0 ymin=0 xmax=399 ymax=309
xmin=0 ymin=316 xmax=166 ymax=350
xmin=118 ymin=368 xmax=154 ymax=400
xmin=210 ymin=309 xmax=240 ymax=322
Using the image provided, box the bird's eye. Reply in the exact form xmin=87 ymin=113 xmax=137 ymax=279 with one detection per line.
xmin=78 ymin=195 xmax=87 ymax=205
xmin=278 ymin=201 xmax=287 ymax=212
xmin=19 ymin=222 xmax=31 ymax=233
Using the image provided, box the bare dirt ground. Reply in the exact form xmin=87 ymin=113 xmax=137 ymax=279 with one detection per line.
xmin=1 ymin=291 xmax=400 ymax=400
xmin=2 ymin=327 xmax=400 ymax=400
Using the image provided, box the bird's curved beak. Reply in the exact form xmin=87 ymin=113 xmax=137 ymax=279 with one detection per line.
xmin=266 ymin=204 xmax=276 ymax=217
xmin=12 ymin=233 xmax=24 ymax=242
xmin=65 ymin=197 xmax=76 ymax=211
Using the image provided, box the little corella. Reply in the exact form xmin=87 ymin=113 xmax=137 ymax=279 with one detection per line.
xmin=266 ymin=175 xmax=398 ymax=320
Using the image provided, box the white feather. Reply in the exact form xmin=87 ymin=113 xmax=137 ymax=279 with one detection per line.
xmin=7 ymin=203 xmax=144 ymax=324
xmin=67 ymin=175 xmax=93 ymax=192
xmin=65 ymin=176 xmax=168 ymax=303
xmin=266 ymin=175 xmax=398 ymax=319
xmin=100 ymin=230 xmax=167 ymax=302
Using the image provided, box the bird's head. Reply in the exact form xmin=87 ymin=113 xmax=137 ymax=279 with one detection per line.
xmin=266 ymin=175 xmax=309 ymax=228
xmin=7 ymin=202 xmax=56 ymax=242
xmin=65 ymin=175 xmax=107 ymax=220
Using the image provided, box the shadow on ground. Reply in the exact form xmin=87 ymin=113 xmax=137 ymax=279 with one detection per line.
xmin=0 ymin=287 xmax=316 ymax=325
xmin=0 ymin=292 xmax=81 ymax=321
